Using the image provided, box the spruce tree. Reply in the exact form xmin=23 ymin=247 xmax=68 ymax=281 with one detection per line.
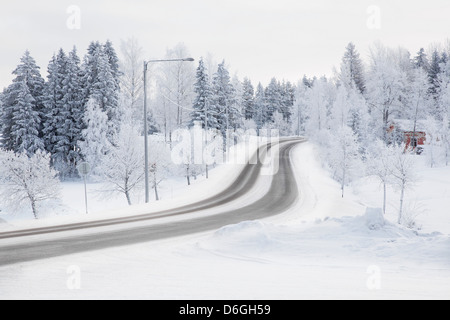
xmin=264 ymin=78 xmax=282 ymax=124
xmin=414 ymin=48 xmax=430 ymax=71
xmin=190 ymin=58 xmax=217 ymax=130
xmin=211 ymin=61 xmax=239 ymax=135
xmin=339 ymin=42 xmax=366 ymax=94
xmin=11 ymin=80 xmax=44 ymax=155
xmin=253 ymin=83 xmax=266 ymax=132
xmin=64 ymin=47 xmax=85 ymax=174
xmin=242 ymin=78 xmax=255 ymax=120
xmin=1 ymin=51 xmax=45 ymax=153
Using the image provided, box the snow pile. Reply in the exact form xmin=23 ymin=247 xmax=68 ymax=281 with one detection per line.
xmin=196 ymin=211 xmax=449 ymax=270
xmin=365 ymin=208 xmax=385 ymax=230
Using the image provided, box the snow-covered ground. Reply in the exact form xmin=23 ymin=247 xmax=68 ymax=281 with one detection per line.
xmin=0 ymin=142 xmax=449 ymax=300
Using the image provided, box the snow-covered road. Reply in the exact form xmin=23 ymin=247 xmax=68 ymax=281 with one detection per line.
xmin=0 ymin=138 xmax=305 ymax=266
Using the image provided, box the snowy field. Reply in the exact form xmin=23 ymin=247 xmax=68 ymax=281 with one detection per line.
xmin=0 ymin=142 xmax=449 ymax=300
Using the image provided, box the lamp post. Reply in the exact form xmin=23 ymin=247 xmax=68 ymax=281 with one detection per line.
xmin=143 ymin=58 xmax=195 ymax=203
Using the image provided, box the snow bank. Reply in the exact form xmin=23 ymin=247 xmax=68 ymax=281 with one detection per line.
xmin=365 ymin=208 xmax=385 ymax=230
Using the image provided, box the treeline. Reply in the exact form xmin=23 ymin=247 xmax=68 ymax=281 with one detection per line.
xmin=1 ymin=38 xmax=450 ymax=218
xmin=0 ymin=41 xmax=121 ymax=177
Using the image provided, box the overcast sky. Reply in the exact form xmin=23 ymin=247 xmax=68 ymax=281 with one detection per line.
xmin=1 ymin=0 xmax=450 ymax=89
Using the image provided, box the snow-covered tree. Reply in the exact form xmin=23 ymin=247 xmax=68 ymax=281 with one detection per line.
xmin=64 ymin=47 xmax=85 ymax=175
xmin=405 ymin=68 xmax=430 ymax=150
xmin=271 ymin=111 xmax=291 ymax=136
xmin=0 ymin=150 xmax=61 ymax=219
xmin=390 ymin=144 xmax=418 ymax=225
xmin=119 ymin=37 xmax=145 ymax=128
xmin=305 ymin=77 xmax=331 ymax=136
xmin=366 ymin=140 xmax=395 ymax=215
xmin=11 ymin=80 xmax=44 ymax=155
xmin=423 ymin=116 xmax=441 ymax=168
xmin=148 ymin=139 xmax=173 ymax=201
xmin=78 ymin=98 xmax=110 ymax=179
xmin=326 ymin=126 xmax=362 ymax=198
xmin=1 ymin=51 xmax=45 ymax=152
xmin=339 ymin=42 xmax=366 ymax=94
xmin=99 ymin=117 xmax=144 ymax=205
xmin=366 ymin=44 xmax=407 ymax=143
xmin=81 ymin=41 xmax=121 ymax=135
xmin=413 ymin=48 xmax=430 ymax=71
xmin=190 ymin=58 xmax=217 ymax=130
xmin=242 ymin=77 xmax=255 ymax=120
xmin=292 ymin=81 xmax=308 ymax=136
xmin=253 ymin=83 xmax=266 ymax=134
xmin=211 ymin=61 xmax=240 ymax=136
xmin=155 ymin=43 xmax=195 ymax=143
xmin=264 ymin=78 xmax=282 ymax=124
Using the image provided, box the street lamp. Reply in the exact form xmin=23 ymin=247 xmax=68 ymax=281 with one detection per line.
xmin=143 ymin=57 xmax=195 ymax=203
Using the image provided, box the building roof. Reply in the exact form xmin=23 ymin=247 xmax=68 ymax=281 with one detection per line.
xmin=392 ymin=119 xmax=429 ymax=132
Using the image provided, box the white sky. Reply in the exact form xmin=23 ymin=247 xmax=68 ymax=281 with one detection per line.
xmin=1 ymin=0 xmax=450 ymax=89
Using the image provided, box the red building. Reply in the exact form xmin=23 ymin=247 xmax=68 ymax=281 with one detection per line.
xmin=389 ymin=119 xmax=427 ymax=153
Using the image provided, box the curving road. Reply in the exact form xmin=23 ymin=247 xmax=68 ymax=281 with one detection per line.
xmin=0 ymin=138 xmax=304 ymax=266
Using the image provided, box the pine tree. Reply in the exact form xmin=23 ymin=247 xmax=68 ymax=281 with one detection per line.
xmin=1 ymin=51 xmax=45 ymax=154
xmin=81 ymin=41 xmax=102 ymax=105
xmin=414 ymin=48 xmax=430 ymax=71
xmin=280 ymin=80 xmax=294 ymax=121
xmin=264 ymin=78 xmax=282 ymax=124
xmin=428 ymin=50 xmax=442 ymax=99
xmin=64 ymin=47 xmax=85 ymax=175
xmin=253 ymin=83 xmax=266 ymax=132
xmin=339 ymin=42 xmax=366 ymax=94
xmin=190 ymin=58 xmax=217 ymax=130
xmin=11 ymin=80 xmax=44 ymax=155
xmin=242 ymin=77 xmax=255 ymax=120
xmin=211 ymin=61 xmax=240 ymax=135
xmin=42 ymin=49 xmax=69 ymax=162
xmin=103 ymin=40 xmax=122 ymax=86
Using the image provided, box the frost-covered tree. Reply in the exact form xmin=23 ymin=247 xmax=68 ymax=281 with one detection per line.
xmin=42 ymin=47 xmax=84 ymax=177
xmin=253 ymin=83 xmax=266 ymax=133
xmin=271 ymin=111 xmax=291 ymax=136
xmin=390 ymin=144 xmax=418 ymax=225
xmin=78 ymin=98 xmax=111 ymax=179
xmin=405 ymin=68 xmax=430 ymax=149
xmin=366 ymin=44 xmax=407 ymax=143
xmin=99 ymin=117 xmax=144 ymax=205
xmin=119 ymin=37 xmax=145 ymax=127
xmin=11 ymin=80 xmax=44 ymax=155
xmin=428 ymin=49 xmax=442 ymax=101
xmin=242 ymin=77 xmax=255 ymax=120
xmin=155 ymin=43 xmax=195 ymax=143
xmin=64 ymin=47 xmax=85 ymax=174
xmin=264 ymin=78 xmax=282 ymax=124
xmin=339 ymin=42 xmax=366 ymax=94
xmin=413 ymin=48 xmax=430 ymax=71
xmin=148 ymin=140 xmax=173 ymax=201
xmin=292 ymin=81 xmax=308 ymax=136
xmin=81 ymin=41 xmax=120 ymax=134
xmin=1 ymin=51 xmax=45 ymax=152
xmin=366 ymin=140 xmax=395 ymax=215
xmin=440 ymin=115 xmax=450 ymax=166
xmin=43 ymin=50 xmax=70 ymax=170
xmin=326 ymin=126 xmax=361 ymax=198
xmin=190 ymin=58 xmax=217 ymax=130
xmin=211 ymin=61 xmax=240 ymax=135
xmin=423 ymin=116 xmax=441 ymax=168
xmin=305 ymin=77 xmax=331 ymax=136
xmin=0 ymin=150 xmax=61 ymax=219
